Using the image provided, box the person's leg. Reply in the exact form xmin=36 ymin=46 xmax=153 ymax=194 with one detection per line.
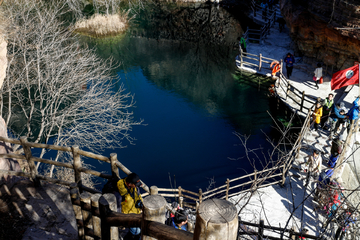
xmin=321 ymin=115 xmax=329 ymax=129
xmin=288 ymin=66 xmax=293 ymax=78
xmin=334 ymin=119 xmax=341 ymax=134
xmin=286 ymin=66 xmax=290 ymax=78
xmin=314 ymin=122 xmax=319 ymax=131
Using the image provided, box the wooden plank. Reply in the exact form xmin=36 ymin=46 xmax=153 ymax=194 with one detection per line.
xmin=228 ymin=165 xmax=285 ymax=183
xmin=30 ymin=156 xmax=74 ymax=169
xmin=243 ymin=56 xmax=259 ymax=62
xmin=203 ymin=183 xmax=227 ymax=195
xmin=156 ymin=188 xmax=179 ymax=192
xmin=23 ymin=141 xmax=71 ymax=152
xmin=0 ymin=169 xmax=30 ymax=177
xmin=0 ymin=153 xmax=26 ymax=160
xmin=0 ymin=135 xmax=21 ymax=144
xmin=180 ymin=193 xmax=198 ymax=202
xmin=181 ymin=188 xmax=199 ymax=196
xmin=78 ymin=167 xmax=112 ymax=179
xmin=77 ymin=149 xmax=109 ymax=162
xmin=203 ymin=188 xmax=227 ymax=200
xmin=242 ymin=62 xmax=259 ymax=67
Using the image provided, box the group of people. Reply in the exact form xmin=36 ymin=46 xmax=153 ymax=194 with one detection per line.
xmin=299 ymin=94 xmax=360 ymax=237
xmin=305 ymin=94 xmax=359 ymax=177
xmin=103 ymin=173 xmax=189 ymax=240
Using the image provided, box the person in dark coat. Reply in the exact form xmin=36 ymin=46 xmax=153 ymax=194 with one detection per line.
xmin=328 ymin=135 xmax=344 ymax=168
xmin=321 ymin=93 xmax=334 ymax=129
xmin=329 ymin=103 xmax=346 ymax=138
xmin=284 ymin=53 xmax=295 ymax=79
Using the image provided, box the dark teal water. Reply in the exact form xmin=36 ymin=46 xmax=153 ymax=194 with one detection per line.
xmin=91 ymin=35 xmax=276 ymax=192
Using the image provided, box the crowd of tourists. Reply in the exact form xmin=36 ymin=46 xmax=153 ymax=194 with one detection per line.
xmin=298 ymin=92 xmax=359 ymax=239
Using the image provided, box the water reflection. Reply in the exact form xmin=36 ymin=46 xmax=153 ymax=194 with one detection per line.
xmin=83 ymin=3 xmax=276 ymax=191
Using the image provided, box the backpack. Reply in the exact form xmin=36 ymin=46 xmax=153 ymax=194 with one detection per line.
xmin=102 ymin=176 xmax=120 ymax=194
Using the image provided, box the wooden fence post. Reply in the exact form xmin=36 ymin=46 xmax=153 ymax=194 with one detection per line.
xmin=198 ymin=188 xmax=203 ymax=204
xmin=72 ymin=145 xmax=82 ymax=191
xmin=259 ymin=53 xmax=262 ymax=71
xmin=286 ymin=81 xmax=290 ymax=100
xmin=90 ymin=193 xmax=102 ymax=240
xmin=110 ymin=153 xmax=120 ymax=179
xmin=225 ymin=178 xmax=230 ymax=200
xmin=281 ymin=163 xmax=287 ymax=186
xmin=193 ymin=198 xmax=238 ymax=240
xmin=150 ymin=185 xmax=158 ymax=195
xmin=20 ymin=136 xmax=40 ymax=186
xmin=178 ymin=186 xmax=183 ymax=208
xmin=258 ymin=219 xmax=264 ymax=240
xmin=142 ymin=187 xmax=168 ymax=240
xmin=70 ymin=184 xmax=85 ymax=240
xmin=240 ymin=48 xmax=243 ymax=68
xmin=300 ymin=91 xmax=305 ymax=113
xmin=80 ymin=192 xmax=93 ymax=240
xmin=99 ymin=193 xmax=118 ymax=240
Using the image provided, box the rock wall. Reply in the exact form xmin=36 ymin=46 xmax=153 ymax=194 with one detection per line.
xmin=130 ymin=3 xmax=243 ymax=46
xmin=280 ymin=0 xmax=360 ymax=72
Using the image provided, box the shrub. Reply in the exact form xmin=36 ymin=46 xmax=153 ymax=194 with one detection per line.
xmin=74 ymin=10 xmax=133 ymax=37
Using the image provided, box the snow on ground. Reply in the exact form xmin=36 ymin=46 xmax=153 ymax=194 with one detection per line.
xmin=229 ymin=174 xmax=324 ymax=237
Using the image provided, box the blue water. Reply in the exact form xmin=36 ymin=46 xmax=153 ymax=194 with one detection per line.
xmin=90 ymin=36 xmax=276 ymax=192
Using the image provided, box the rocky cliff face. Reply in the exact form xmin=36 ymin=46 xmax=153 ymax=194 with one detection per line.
xmin=280 ymin=0 xmax=360 ymax=72
xmin=130 ymin=3 xmax=243 ymax=46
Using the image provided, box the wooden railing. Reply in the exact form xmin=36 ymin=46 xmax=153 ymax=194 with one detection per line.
xmin=0 ymin=121 xmax=319 ymax=239
xmin=72 ymin=187 xmax=320 ymax=240
xmin=141 ymin=163 xmax=285 ymax=209
xmin=239 ymin=219 xmax=319 ymax=240
xmin=236 ymin=50 xmax=283 ymax=73
xmin=236 ymin=50 xmax=317 ymax=116
xmin=246 ymin=0 xmax=277 ymax=43
xmin=276 ymin=72 xmax=318 ymax=115
xmin=0 ymin=135 xmax=150 ymax=194
xmin=1 ymin=123 xmax=307 ymax=212
xmin=281 ymin=109 xmax=313 ymax=184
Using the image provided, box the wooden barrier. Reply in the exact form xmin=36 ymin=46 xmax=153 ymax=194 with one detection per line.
xmin=0 ymin=121 xmax=318 ymax=240
xmin=237 ymin=50 xmax=317 ymax=116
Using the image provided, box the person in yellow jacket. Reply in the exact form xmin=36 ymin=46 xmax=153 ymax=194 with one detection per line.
xmin=117 ymin=173 xmax=143 ymax=239
xmin=312 ymin=101 xmax=323 ymax=131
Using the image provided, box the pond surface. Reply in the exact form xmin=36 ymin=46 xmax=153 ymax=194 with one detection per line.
xmin=85 ymin=3 xmax=278 ymax=193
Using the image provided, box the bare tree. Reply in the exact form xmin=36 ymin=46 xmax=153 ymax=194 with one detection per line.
xmin=1 ymin=0 xmax=142 ymax=176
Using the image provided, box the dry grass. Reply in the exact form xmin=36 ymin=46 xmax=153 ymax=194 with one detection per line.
xmin=74 ymin=11 xmax=132 ymax=37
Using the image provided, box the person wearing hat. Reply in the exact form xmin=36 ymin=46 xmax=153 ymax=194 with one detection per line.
xmin=328 ymin=135 xmax=344 ymax=168
xmin=117 ymin=172 xmax=143 ymax=239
